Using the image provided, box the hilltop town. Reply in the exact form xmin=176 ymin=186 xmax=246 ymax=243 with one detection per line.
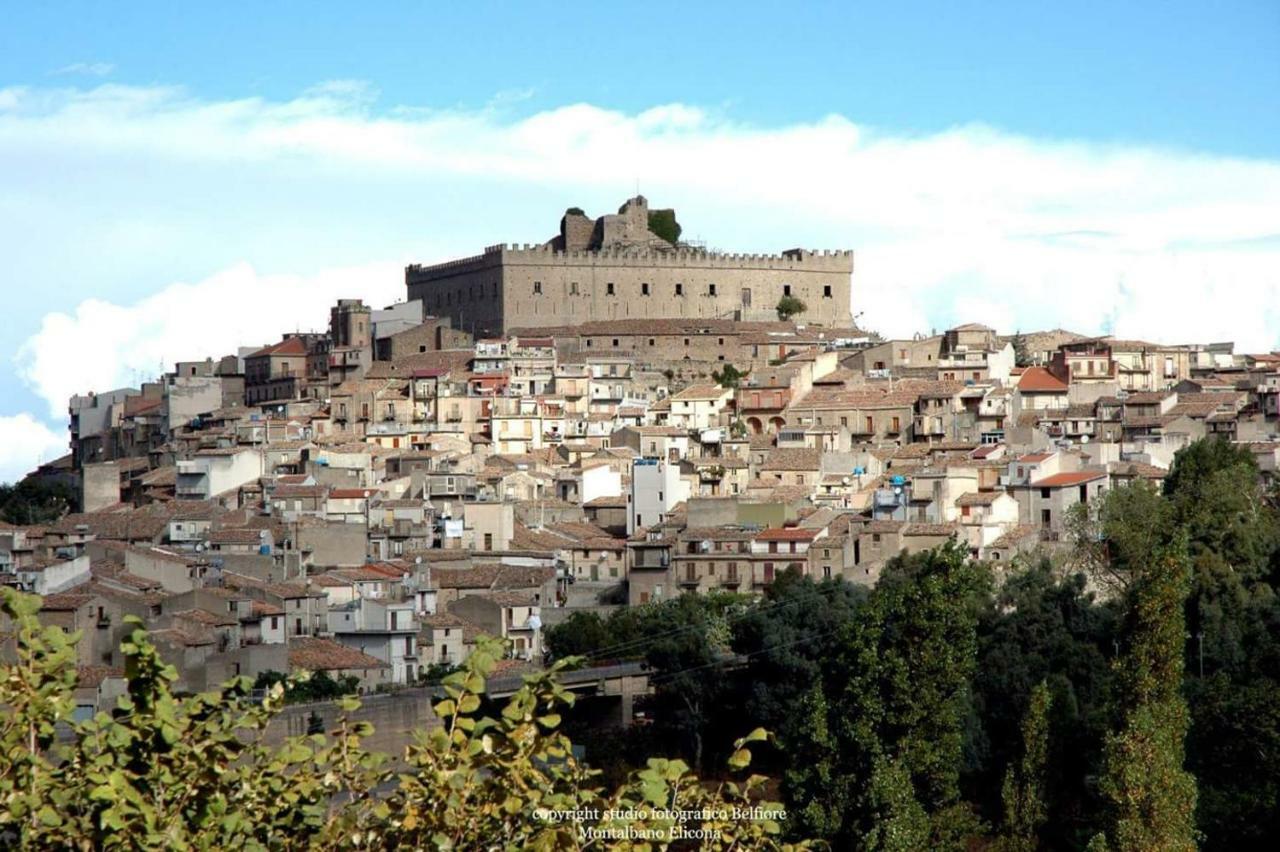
xmin=5 ymin=196 xmax=1279 ymax=723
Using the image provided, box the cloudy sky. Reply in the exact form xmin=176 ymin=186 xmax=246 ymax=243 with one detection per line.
xmin=1 ymin=1 xmax=1278 ymax=482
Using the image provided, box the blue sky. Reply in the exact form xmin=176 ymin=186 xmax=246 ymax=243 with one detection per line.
xmin=0 ymin=1 xmax=1278 ymax=481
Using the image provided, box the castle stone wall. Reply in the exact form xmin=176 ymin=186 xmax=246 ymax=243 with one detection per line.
xmin=408 ymin=243 xmax=853 ymax=337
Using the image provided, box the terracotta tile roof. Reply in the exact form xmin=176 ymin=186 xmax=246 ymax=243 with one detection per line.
xmin=150 ymin=626 xmax=217 ymax=648
xmin=760 ymin=448 xmax=822 ymax=472
xmin=755 ymin=527 xmax=819 ymax=542
xmin=902 ymin=523 xmax=961 ymax=537
xmin=956 ymin=491 xmax=1006 ymax=506
xmin=1017 ymin=367 xmax=1069 ymax=393
xmin=248 ymin=337 xmax=308 ymax=358
xmin=990 ymin=525 xmax=1039 ymax=548
xmin=289 ymin=637 xmax=388 ymax=672
xmin=251 ymin=600 xmax=284 ymax=616
xmin=76 ymin=665 xmax=125 ymax=689
xmin=172 ymin=608 xmax=238 ymax=628
xmin=671 ymin=384 xmax=729 ymax=401
xmin=1031 ymin=470 xmax=1108 ymax=487
xmin=208 ymin=528 xmax=266 ymax=545
xmin=1017 ymin=452 xmax=1055 ymax=463
xmin=40 ymin=593 xmax=92 ymax=611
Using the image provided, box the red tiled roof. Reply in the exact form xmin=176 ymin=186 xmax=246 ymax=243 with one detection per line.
xmin=1018 ymin=367 xmax=1069 ymax=393
xmin=248 ymin=337 xmax=308 ymax=358
xmin=755 ymin=527 xmax=819 ymax=542
xmin=1032 ymin=470 xmax=1108 ymax=488
xmin=289 ymin=637 xmax=388 ymax=672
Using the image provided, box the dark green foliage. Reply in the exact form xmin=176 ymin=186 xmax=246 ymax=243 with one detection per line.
xmin=971 ymin=562 xmax=1118 ymax=846
xmin=1096 ymin=542 xmax=1197 ymax=852
xmin=781 ymin=543 xmax=989 ymax=847
xmin=647 ymin=208 xmax=682 ymax=244
xmin=1011 ymin=331 xmax=1032 ymax=367
xmin=712 ymin=363 xmax=748 ymax=388
xmin=776 ymin=295 xmax=807 ymax=320
xmin=253 ymin=669 xmax=359 ymax=704
xmin=0 ymin=476 xmax=74 ymax=524
xmin=1187 ymin=673 xmax=1280 ymax=849
xmin=998 ymin=681 xmax=1052 ymax=852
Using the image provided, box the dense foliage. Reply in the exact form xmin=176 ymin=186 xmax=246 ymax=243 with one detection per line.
xmin=775 ymin=296 xmax=807 ymax=320
xmin=549 ymin=438 xmax=1280 ymax=850
xmin=253 ymin=670 xmax=360 ymax=704
xmin=0 ymin=477 xmax=74 ymax=524
xmin=4 ymin=437 xmax=1278 ymax=849
xmin=647 ymin=209 xmax=682 ymax=245
xmin=0 ymin=589 xmax=809 ymax=850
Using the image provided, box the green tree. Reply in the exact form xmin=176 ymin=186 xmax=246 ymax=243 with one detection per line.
xmin=789 ymin=543 xmax=988 ymax=848
xmin=1094 ymin=543 xmax=1198 ymax=852
xmin=0 ymin=477 xmax=75 ymax=524
xmin=998 ymin=681 xmax=1052 ymax=852
xmin=776 ymin=295 xmax=808 ymax=321
xmin=0 ymin=588 xmax=815 ymax=850
xmin=1010 ymin=331 xmax=1032 ymax=368
xmin=647 ymin=208 xmax=682 ymax=244
xmin=712 ymin=363 xmax=748 ymax=389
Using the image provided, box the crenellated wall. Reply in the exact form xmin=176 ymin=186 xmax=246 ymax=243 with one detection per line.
xmin=405 ymin=217 xmax=853 ymax=337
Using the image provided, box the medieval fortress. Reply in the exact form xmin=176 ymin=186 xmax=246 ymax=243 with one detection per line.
xmin=406 ymin=196 xmax=854 ymax=337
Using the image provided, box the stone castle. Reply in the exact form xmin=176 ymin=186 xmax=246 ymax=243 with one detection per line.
xmin=405 ymin=196 xmax=854 ymax=338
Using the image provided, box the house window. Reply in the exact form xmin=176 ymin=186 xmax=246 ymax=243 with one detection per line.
xmin=607 ymin=282 xmax=615 ymax=295
xmin=533 ymin=281 xmax=542 ymax=294
xmin=891 ymin=416 xmax=900 ymax=432
xmin=865 ymin=416 xmax=874 ymax=433
xmin=1041 ymin=509 xmax=1051 ymax=527
xmin=783 ymin=285 xmax=792 ymax=296
xmin=1040 ymin=487 xmax=1050 ymax=499
xmin=675 ymin=283 xmax=684 ymax=296
xmin=484 ymin=533 xmax=492 ymax=551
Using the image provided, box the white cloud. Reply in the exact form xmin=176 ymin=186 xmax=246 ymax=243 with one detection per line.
xmin=18 ymin=261 xmax=405 ymax=419
xmin=50 ymin=62 xmax=115 ymax=77
xmin=0 ymin=414 xmax=66 ymax=484
xmin=2 ymin=82 xmax=1279 ymax=478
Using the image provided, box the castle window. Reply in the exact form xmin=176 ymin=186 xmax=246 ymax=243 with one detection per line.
xmin=823 ymin=285 xmax=832 ymax=298
xmin=684 ymin=338 xmax=690 ymax=347
xmin=586 ymin=339 xmax=592 ymax=348
xmin=612 ymin=339 xmax=619 ymax=348
xmin=718 ymin=338 xmax=724 ymax=345
xmin=607 ymin=282 xmax=615 ymax=295
xmin=675 ymin=283 xmax=684 ymax=296
xmin=708 ymin=283 xmax=717 ymax=296
xmin=533 ymin=281 xmax=542 ymax=295
xmin=642 ymin=282 xmax=650 ymax=296
xmin=648 ymin=338 xmax=655 ymax=346
xmin=783 ymin=285 xmax=792 ymax=296
xmin=570 ymin=282 xmax=579 ymax=295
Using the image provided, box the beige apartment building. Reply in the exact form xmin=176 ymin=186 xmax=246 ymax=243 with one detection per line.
xmin=406 ymin=196 xmax=853 ymax=337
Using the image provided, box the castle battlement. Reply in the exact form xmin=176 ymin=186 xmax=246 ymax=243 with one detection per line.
xmin=405 ymin=197 xmax=854 ymax=337
xmin=424 ymin=242 xmax=854 ymax=271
